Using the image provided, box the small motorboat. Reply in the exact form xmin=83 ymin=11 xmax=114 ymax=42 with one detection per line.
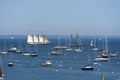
xmin=30 ymin=53 xmax=38 ymax=57
xmin=8 ymin=47 xmax=18 ymax=52
xmin=81 ymin=64 xmax=94 ymax=70
xmin=94 ymin=57 xmax=109 ymax=62
xmin=41 ymin=59 xmax=52 ymax=67
xmin=109 ymin=52 xmax=117 ymax=57
xmin=8 ymin=62 xmax=13 ymax=67
xmin=51 ymin=51 xmax=61 ymax=55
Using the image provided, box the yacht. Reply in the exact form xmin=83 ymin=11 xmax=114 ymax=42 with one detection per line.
xmin=8 ymin=62 xmax=13 ymax=67
xmin=51 ymin=51 xmax=61 ymax=55
xmin=81 ymin=64 xmax=94 ymax=70
xmin=30 ymin=53 xmax=38 ymax=57
xmin=109 ymin=52 xmax=117 ymax=57
xmin=65 ymin=48 xmax=72 ymax=51
xmin=74 ymin=48 xmax=82 ymax=53
xmin=41 ymin=59 xmax=52 ymax=67
xmin=8 ymin=47 xmax=18 ymax=52
xmin=94 ymin=57 xmax=109 ymax=62
xmin=0 ymin=50 xmax=7 ymax=55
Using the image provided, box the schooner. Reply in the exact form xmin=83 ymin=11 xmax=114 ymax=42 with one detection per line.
xmin=27 ymin=34 xmax=50 ymax=45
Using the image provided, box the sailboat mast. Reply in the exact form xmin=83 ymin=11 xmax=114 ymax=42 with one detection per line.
xmin=43 ymin=34 xmax=45 ymax=43
xmin=105 ymin=36 xmax=108 ymax=53
xmin=70 ymin=34 xmax=73 ymax=46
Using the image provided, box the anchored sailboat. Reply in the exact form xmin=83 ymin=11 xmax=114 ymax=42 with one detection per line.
xmin=0 ymin=40 xmax=7 ymax=55
xmin=41 ymin=59 xmax=52 ymax=67
xmin=74 ymin=33 xmax=82 ymax=52
xmin=27 ymin=34 xmax=50 ymax=45
xmin=52 ymin=37 xmax=62 ymax=55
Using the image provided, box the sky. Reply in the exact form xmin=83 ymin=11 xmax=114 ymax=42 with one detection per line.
xmin=0 ymin=0 xmax=120 ymax=36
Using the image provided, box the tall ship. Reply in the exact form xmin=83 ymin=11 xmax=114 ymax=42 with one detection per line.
xmin=27 ymin=34 xmax=50 ymax=45
xmin=69 ymin=33 xmax=82 ymax=47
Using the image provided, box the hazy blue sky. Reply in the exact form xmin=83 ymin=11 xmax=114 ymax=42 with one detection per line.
xmin=0 ymin=0 xmax=120 ymax=36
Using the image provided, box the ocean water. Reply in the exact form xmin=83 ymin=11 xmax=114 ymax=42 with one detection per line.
xmin=0 ymin=35 xmax=120 ymax=80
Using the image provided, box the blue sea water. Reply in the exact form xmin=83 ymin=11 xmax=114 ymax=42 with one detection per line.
xmin=0 ymin=35 xmax=120 ymax=80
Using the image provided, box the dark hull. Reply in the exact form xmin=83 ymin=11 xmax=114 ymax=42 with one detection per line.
xmin=30 ymin=54 xmax=38 ymax=57
xmin=81 ymin=67 xmax=93 ymax=70
xmin=8 ymin=63 xmax=13 ymax=67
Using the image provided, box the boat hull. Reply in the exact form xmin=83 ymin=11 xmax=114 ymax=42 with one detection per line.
xmin=81 ymin=67 xmax=93 ymax=70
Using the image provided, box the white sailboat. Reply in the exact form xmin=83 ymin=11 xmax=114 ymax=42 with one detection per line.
xmin=27 ymin=34 xmax=34 ymax=44
xmin=94 ymin=56 xmax=109 ymax=62
xmin=0 ymin=41 xmax=7 ymax=54
xmin=74 ymin=33 xmax=82 ymax=52
xmin=90 ymin=39 xmax=98 ymax=51
xmin=28 ymin=45 xmax=38 ymax=57
xmin=65 ymin=36 xmax=73 ymax=51
xmin=81 ymin=47 xmax=94 ymax=71
xmin=8 ymin=47 xmax=18 ymax=52
xmin=51 ymin=51 xmax=61 ymax=55
xmin=61 ymin=37 xmax=68 ymax=49
xmin=41 ymin=59 xmax=52 ymax=67
xmin=27 ymin=34 xmax=50 ymax=45
xmin=100 ymin=36 xmax=109 ymax=58
xmin=109 ymin=51 xmax=117 ymax=57
xmin=22 ymin=44 xmax=31 ymax=56
xmin=94 ymin=36 xmax=109 ymax=62
xmin=52 ymin=37 xmax=62 ymax=55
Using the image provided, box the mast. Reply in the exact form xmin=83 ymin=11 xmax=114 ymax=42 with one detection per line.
xmin=105 ymin=36 xmax=108 ymax=53
xmin=33 ymin=35 xmax=39 ymax=43
xmin=37 ymin=34 xmax=40 ymax=43
xmin=70 ymin=34 xmax=73 ymax=46
xmin=38 ymin=35 xmax=43 ymax=43
xmin=27 ymin=34 xmax=34 ymax=44
xmin=76 ymin=33 xmax=79 ymax=43
xmin=43 ymin=34 xmax=46 ymax=43
xmin=90 ymin=40 xmax=94 ymax=46
xmin=76 ymin=33 xmax=82 ymax=50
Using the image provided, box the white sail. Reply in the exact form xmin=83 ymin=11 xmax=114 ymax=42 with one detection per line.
xmin=90 ymin=40 xmax=94 ymax=46
xmin=38 ymin=36 xmax=44 ymax=43
xmin=27 ymin=34 xmax=50 ymax=45
xmin=44 ymin=37 xmax=49 ymax=43
xmin=33 ymin=35 xmax=39 ymax=43
xmin=38 ymin=35 xmax=49 ymax=44
xmin=27 ymin=35 xmax=34 ymax=44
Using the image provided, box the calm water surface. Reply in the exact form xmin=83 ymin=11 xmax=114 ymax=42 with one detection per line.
xmin=0 ymin=35 xmax=120 ymax=80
